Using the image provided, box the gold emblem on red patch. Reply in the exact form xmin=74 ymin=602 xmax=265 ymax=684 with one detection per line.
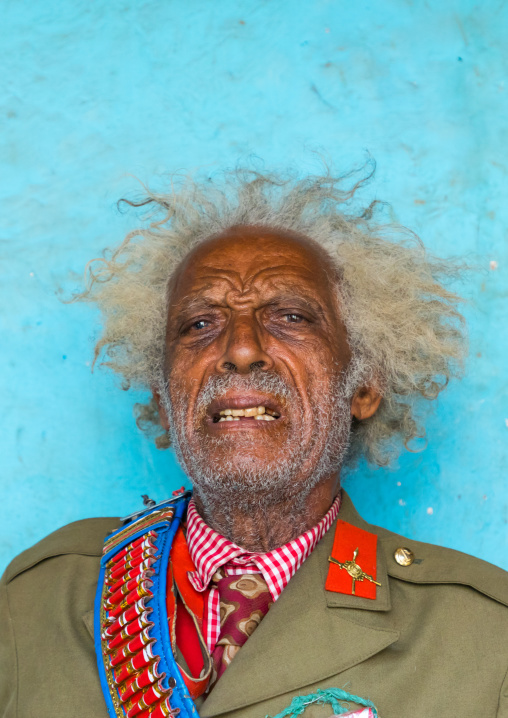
xmin=328 ymin=547 xmax=381 ymax=595
xmin=325 ymin=520 xmax=380 ymax=599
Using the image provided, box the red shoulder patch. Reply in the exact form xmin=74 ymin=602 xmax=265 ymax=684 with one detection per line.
xmin=325 ymin=519 xmax=379 ymax=599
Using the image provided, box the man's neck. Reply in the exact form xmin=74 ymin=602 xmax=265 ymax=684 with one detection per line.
xmin=192 ymin=474 xmax=340 ymax=552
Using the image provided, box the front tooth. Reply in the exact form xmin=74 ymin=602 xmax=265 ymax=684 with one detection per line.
xmin=218 ymin=417 xmax=227 ymax=422
xmin=257 ymin=406 xmax=265 ymax=415
xmin=244 ymin=407 xmax=258 ymax=417
xmin=232 ymin=417 xmax=240 ymax=421
xmin=219 ymin=410 xmax=226 ymax=416
xmin=265 ymin=415 xmax=275 ymax=421
xmin=225 ymin=416 xmax=234 ymax=421
xmin=224 ymin=409 xmax=232 ymax=416
xmin=232 ymin=409 xmax=244 ymax=417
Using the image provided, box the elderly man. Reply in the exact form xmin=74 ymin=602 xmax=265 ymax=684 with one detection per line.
xmin=1 ymin=170 xmax=507 ymax=718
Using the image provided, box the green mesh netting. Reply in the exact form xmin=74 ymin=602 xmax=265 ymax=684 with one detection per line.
xmin=266 ymin=687 xmax=378 ymax=718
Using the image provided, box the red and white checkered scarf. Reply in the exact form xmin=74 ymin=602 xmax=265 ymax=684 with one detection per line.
xmin=185 ymin=494 xmax=341 ymax=651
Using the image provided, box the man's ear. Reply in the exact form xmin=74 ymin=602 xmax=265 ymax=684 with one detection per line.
xmin=152 ymin=388 xmax=170 ymax=432
xmin=351 ymin=385 xmax=382 ymax=421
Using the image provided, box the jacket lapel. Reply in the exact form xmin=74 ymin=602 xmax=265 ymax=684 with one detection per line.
xmin=199 ymin=491 xmax=398 ymax=717
xmin=82 ymin=609 xmax=94 ymax=639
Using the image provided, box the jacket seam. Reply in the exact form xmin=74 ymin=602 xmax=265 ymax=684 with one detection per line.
xmin=4 ymin=583 xmax=19 ymax=718
xmin=497 ymin=663 xmax=508 ymax=716
xmin=386 ymin=574 xmax=508 ymax=608
xmin=6 ymin=550 xmax=103 ymax=585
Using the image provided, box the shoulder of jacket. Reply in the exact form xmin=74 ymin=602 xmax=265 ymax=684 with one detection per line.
xmin=2 ymin=516 xmax=120 ymax=585
xmin=374 ymin=523 xmax=508 ymax=608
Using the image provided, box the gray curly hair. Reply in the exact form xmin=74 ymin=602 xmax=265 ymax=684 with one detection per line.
xmin=78 ymin=166 xmax=467 ymax=467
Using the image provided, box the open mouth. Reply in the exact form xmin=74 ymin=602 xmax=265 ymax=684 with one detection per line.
xmin=206 ymin=393 xmax=285 ymax=429
xmin=213 ymin=405 xmax=281 ymax=423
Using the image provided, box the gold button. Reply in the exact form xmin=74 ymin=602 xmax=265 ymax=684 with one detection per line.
xmin=394 ymin=547 xmax=414 ymax=566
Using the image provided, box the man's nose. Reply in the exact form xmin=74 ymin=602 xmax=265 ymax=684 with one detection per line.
xmin=216 ymin=314 xmax=274 ymax=374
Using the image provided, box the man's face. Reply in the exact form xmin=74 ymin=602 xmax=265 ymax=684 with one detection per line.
xmin=161 ymin=226 xmax=356 ymax=506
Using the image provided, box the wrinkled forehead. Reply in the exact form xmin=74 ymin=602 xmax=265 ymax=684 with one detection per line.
xmin=168 ymin=225 xmax=338 ymax=302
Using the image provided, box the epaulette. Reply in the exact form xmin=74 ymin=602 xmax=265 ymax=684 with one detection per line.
xmin=3 ymin=517 xmax=120 ymax=584
xmin=377 ymin=529 xmax=508 ymax=608
xmin=336 ymin=493 xmax=508 ymax=608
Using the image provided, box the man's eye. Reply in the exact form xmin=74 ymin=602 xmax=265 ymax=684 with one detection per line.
xmin=283 ymin=313 xmax=305 ymax=323
xmin=192 ymin=319 xmax=210 ymax=330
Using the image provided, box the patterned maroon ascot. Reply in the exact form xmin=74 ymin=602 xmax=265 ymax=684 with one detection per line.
xmin=210 ymin=571 xmax=273 ymax=684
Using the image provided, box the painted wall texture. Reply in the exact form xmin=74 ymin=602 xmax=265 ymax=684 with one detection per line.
xmin=1 ymin=0 xmax=507 ymax=573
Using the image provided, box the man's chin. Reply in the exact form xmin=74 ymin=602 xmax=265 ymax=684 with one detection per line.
xmin=190 ymin=427 xmax=294 ymax=464
xmin=173 ymin=422 xmax=341 ymax=504
xmin=190 ymin=455 xmax=286 ymax=485
xmin=184 ymin=448 xmax=316 ymax=504
xmin=199 ymin=421 xmax=289 ymax=444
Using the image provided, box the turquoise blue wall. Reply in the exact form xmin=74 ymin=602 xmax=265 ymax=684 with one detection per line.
xmin=1 ymin=1 xmax=507 ymax=572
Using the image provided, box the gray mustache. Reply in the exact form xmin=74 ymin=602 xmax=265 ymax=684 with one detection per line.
xmin=196 ymin=370 xmax=294 ymax=411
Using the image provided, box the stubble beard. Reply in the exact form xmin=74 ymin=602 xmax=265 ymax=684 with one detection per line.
xmin=159 ymin=367 xmax=356 ymax=524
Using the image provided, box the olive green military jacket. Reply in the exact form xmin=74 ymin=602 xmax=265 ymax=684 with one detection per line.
xmin=1 ymin=491 xmax=507 ymax=717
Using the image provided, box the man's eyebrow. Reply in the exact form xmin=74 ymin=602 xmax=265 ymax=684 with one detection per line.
xmin=169 ymin=295 xmax=220 ymax=321
xmin=264 ymin=291 xmax=329 ymax=317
